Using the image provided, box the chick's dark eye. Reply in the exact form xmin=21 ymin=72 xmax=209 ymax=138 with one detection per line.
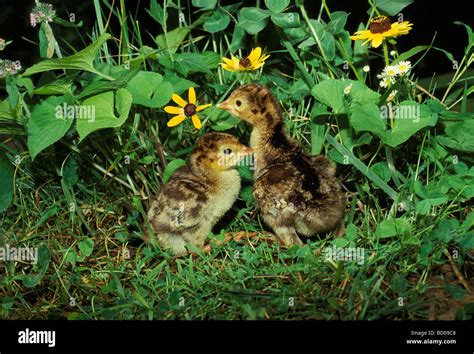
xmin=235 ymin=100 xmax=242 ymax=107
xmin=223 ymin=148 xmax=233 ymax=155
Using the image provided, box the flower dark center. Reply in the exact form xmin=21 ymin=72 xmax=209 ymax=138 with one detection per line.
xmin=239 ymin=57 xmax=251 ymax=68
xmin=184 ymin=103 xmax=197 ymax=116
xmin=369 ymin=16 xmax=392 ymax=34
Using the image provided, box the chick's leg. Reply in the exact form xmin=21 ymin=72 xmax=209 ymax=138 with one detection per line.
xmin=260 ymin=205 xmax=303 ymax=247
xmin=181 ymin=222 xmax=211 ymax=252
xmin=272 ymin=225 xmax=304 ymax=247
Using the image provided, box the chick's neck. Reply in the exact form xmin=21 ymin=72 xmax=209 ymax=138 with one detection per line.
xmin=252 ymin=107 xmax=298 ymax=156
xmin=189 ymin=156 xmax=239 ymax=190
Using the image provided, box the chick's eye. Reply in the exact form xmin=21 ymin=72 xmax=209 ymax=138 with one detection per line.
xmin=235 ymin=100 xmax=242 ymax=108
xmin=223 ymin=148 xmax=233 ymax=155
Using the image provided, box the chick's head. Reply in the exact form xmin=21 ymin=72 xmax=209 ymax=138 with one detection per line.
xmin=218 ymin=84 xmax=282 ymax=127
xmin=190 ymin=132 xmax=253 ymax=172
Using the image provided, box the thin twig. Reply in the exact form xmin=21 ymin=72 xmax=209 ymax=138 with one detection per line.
xmin=443 ymin=248 xmax=471 ymax=294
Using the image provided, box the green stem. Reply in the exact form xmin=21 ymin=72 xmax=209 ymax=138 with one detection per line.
xmin=326 ymin=134 xmax=398 ymax=201
xmin=281 ymin=39 xmax=315 ymax=87
xmin=298 ymin=3 xmax=335 ymax=79
xmin=382 ymin=41 xmax=390 ymax=67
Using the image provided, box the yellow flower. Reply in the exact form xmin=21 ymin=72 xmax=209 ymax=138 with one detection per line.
xmin=164 ymin=87 xmax=212 ymax=129
xmin=350 ymin=16 xmax=413 ymax=48
xmin=220 ymin=47 xmax=270 ymax=72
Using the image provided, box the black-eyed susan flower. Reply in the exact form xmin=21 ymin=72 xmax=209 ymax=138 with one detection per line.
xmin=164 ymin=87 xmax=212 ymax=129
xmin=220 ymin=47 xmax=270 ymax=72
xmin=350 ymin=16 xmax=413 ymax=48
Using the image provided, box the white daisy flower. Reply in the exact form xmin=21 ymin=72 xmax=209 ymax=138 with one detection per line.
xmin=396 ymin=60 xmax=412 ymax=75
xmin=363 ymin=65 xmax=370 ymax=72
xmin=383 ymin=65 xmax=399 ymax=78
xmin=379 ymin=76 xmax=392 ymax=88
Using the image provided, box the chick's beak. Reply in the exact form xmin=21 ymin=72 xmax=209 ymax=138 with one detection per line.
xmin=217 ymin=100 xmax=231 ymax=111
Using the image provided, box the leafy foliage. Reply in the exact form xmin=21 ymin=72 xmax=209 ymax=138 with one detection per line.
xmin=0 ymin=0 xmax=472 ymax=321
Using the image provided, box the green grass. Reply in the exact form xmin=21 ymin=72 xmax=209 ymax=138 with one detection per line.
xmin=1 ymin=0 xmax=473 ymax=320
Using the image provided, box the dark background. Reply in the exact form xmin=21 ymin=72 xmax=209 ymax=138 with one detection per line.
xmin=0 ymin=0 xmax=473 ymax=79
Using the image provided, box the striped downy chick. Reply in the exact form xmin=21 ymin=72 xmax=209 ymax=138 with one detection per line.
xmin=218 ymin=84 xmax=345 ymax=246
xmin=146 ymin=133 xmax=253 ymax=256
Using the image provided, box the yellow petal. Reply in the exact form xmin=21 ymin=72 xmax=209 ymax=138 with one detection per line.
xmin=371 ymin=34 xmax=384 ymax=48
xmin=260 ymin=54 xmax=270 ymax=62
xmin=248 ymin=47 xmax=262 ymax=63
xmin=188 ymin=87 xmax=196 ymax=104
xmin=196 ymin=103 xmax=212 ymax=112
xmin=171 ymin=94 xmax=187 ymax=107
xmin=221 ymin=64 xmax=237 ymax=72
xmin=164 ymin=106 xmax=182 ymax=114
xmin=191 ymin=115 xmax=202 ymax=129
xmin=167 ymin=115 xmax=186 ymax=127
xmin=222 ymin=57 xmax=236 ymax=66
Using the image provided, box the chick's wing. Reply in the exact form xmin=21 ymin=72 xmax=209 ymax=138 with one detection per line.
xmin=149 ymin=178 xmax=209 ymax=232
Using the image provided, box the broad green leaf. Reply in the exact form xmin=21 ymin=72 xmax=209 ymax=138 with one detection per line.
xmin=192 ymin=0 xmax=217 ymax=9
xmin=327 ymin=11 xmax=348 ymax=35
xmin=33 ymin=77 xmax=73 ymax=95
xmin=27 ymin=95 xmax=73 ymax=160
xmin=23 ymin=33 xmax=111 ymax=77
xmin=211 ymin=115 xmax=240 ymax=131
xmin=271 ymin=12 xmax=301 ymax=28
xmin=64 ymin=250 xmax=78 ymax=263
xmin=0 ymin=100 xmax=15 ymax=120
xmin=331 ymin=237 xmax=349 ymax=248
xmin=147 ymin=0 xmax=166 ymax=25
xmin=438 ymin=120 xmax=474 ymax=152
xmin=312 ymin=79 xmax=380 ymax=114
xmin=203 ymin=9 xmax=230 ymax=33
xmin=52 ymin=17 xmax=83 ymax=28
xmin=370 ymin=162 xmax=391 ymax=183
xmin=155 ymin=27 xmax=190 ymax=53
xmin=312 ymin=79 xmax=347 ymax=114
xmin=78 ymin=238 xmax=94 ymax=257
xmin=349 ymin=103 xmax=387 ymax=138
xmin=238 ymin=7 xmax=270 ymax=35
xmin=381 ymin=101 xmax=438 ymax=147
xmin=138 ymin=156 xmax=155 ymax=165
xmin=375 ymin=218 xmax=411 ymax=238
xmin=325 ymin=134 xmax=398 ymax=201
xmin=163 ymin=159 xmax=187 ymax=183
xmin=160 ymin=52 xmax=220 ymax=76
xmin=454 ymin=21 xmax=474 ymax=51
xmin=393 ymin=45 xmax=430 ymax=65
xmin=0 ymin=152 xmax=14 ymax=211
xmin=126 ymin=71 xmax=173 ymax=108
xmin=375 ymin=0 xmax=413 ymax=16
xmin=77 ymin=67 xmax=139 ymax=100
xmin=76 ymin=88 xmax=132 ymax=142
xmin=15 ymin=77 xmax=34 ymax=96
xmin=459 ymin=233 xmax=474 ymax=250
xmin=415 ymin=199 xmax=431 ymax=215
xmin=239 ymin=185 xmax=255 ymax=207
xmin=265 ymin=0 xmax=290 ymax=13
xmin=22 ymin=243 xmax=51 ymax=288
xmin=163 ymin=72 xmax=196 ymax=95
xmin=391 ymin=274 xmax=408 ymax=294
xmin=308 ymin=20 xmax=336 ymax=61
xmin=230 ymin=25 xmax=246 ymax=51
xmin=39 ymin=22 xmax=55 ymax=58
